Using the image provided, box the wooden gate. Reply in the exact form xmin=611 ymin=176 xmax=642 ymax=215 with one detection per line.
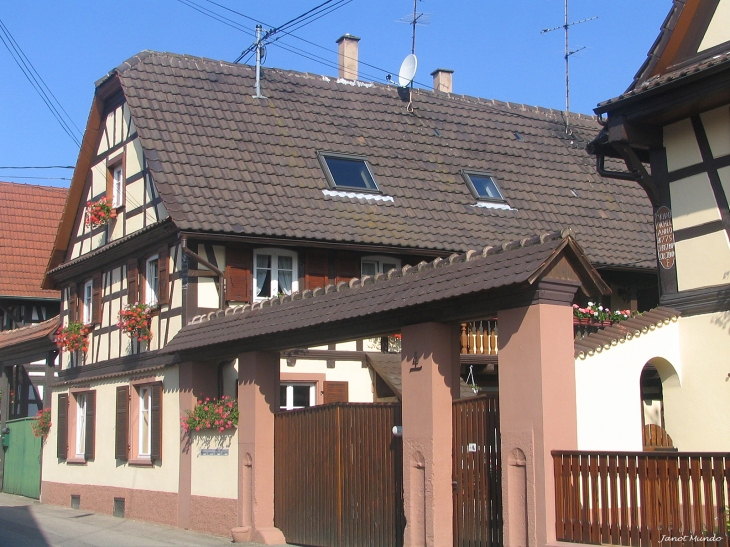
xmin=2 ymin=417 xmax=42 ymax=499
xmin=274 ymin=402 xmax=404 ymax=547
xmin=453 ymin=394 xmax=502 ymax=547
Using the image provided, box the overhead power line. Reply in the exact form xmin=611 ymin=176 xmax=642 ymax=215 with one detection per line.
xmin=0 ymin=165 xmax=74 ymax=169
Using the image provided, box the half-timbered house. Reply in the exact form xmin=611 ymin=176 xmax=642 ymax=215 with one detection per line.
xmin=584 ymin=0 xmax=730 ymax=454
xmin=40 ymin=38 xmax=660 ymax=537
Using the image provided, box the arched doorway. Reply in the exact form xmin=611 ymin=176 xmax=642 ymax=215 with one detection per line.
xmin=640 ymin=359 xmax=679 ymax=451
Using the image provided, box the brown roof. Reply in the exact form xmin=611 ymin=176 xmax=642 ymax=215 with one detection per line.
xmin=78 ymin=51 xmax=655 ymax=270
xmin=163 ymin=230 xmax=608 ymax=356
xmin=366 ymin=352 xmax=479 ymax=399
xmin=573 ymin=307 xmax=681 ymax=358
xmin=0 ymin=182 xmax=66 ymax=298
xmin=0 ymin=316 xmax=59 ymax=363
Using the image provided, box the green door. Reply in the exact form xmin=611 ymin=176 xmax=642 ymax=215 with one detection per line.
xmin=2 ymin=417 xmax=42 ymax=499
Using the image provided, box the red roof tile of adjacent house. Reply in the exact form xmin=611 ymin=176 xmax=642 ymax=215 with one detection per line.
xmin=0 ymin=182 xmax=67 ymax=298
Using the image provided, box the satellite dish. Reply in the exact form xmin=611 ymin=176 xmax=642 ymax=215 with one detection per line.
xmin=398 ymin=54 xmax=418 ymax=88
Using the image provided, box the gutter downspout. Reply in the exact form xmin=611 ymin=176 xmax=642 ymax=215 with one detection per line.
xmin=595 ymin=144 xmax=660 ymax=207
xmin=180 ymin=237 xmax=226 ymax=310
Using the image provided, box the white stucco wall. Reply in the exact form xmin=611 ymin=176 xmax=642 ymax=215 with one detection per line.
xmin=575 ymin=318 xmax=682 ymax=451
xmin=190 ymin=429 xmax=238 ymax=499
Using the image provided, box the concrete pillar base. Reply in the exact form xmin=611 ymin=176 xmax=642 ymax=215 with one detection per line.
xmin=231 ymin=526 xmax=286 ymax=544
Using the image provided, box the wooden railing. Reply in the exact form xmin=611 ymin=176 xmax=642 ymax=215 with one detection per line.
xmin=460 ymin=321 xmax=498 ymax=355
xmin=553 ymin=451 xmax=730 ymax=547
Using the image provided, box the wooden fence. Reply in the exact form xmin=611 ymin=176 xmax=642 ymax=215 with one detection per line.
xmin=553 ymin=451 xmax=730 ymax=547
xmin=274 ymin=403 xmax=404 ymax=547
xmin=453 ymin=394 xmax=502 ymax=547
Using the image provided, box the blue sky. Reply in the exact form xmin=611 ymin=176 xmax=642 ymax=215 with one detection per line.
xmin=0 ymin=1 xmax=669 ymax=187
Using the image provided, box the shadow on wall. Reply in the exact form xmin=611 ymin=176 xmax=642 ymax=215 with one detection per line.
xmin=0 ymin=503 xmax=52 ymax=546
xmin=710 ymin=310 xmax=730 ymax=332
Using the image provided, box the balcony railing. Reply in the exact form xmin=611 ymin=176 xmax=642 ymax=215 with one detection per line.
xmin=460 ymin=321 xmax=497 ymax=355
xmin=553 ymin=450 xmax=730 ymax=547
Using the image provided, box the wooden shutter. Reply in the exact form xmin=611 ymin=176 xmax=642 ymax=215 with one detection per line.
xmin=323 ymin=381 xmax=349 ymax=404
xmin=91 ymin=273 xmax=102 ymax=325
xmin=150 ymin=383 xmax=163 ymax=461
xmin=225 ymin=247 xmax=252 ymax=303
xmin=84 ymin=391 xmax=96 ymax=460
xmin=335 ymin=253 xmax=360 ymax=284
xmin=57 ymin=393 xmax=68 ymax=460
xmin=127 ymin=259 xmax=139 ymax=304
xmin=68 ymin=284 xmax=78 ymax=322
xmin=158 ymin=245 xmax=169 ymax=306
xmin=106 ymin=165 xmax=113 ymax=199
xmin=115 ymin=386 xmax=129 ymax=461
xmin=305 ymin=250 xmax=329 ymax=290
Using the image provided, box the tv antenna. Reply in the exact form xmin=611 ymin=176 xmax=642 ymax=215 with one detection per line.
xmin=397 ymin=0 xmax=431 ymax=55
xmin=541 ymin=0 xmax=597 ymax=132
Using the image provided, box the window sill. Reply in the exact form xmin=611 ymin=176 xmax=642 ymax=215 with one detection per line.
xmin=128 ymin=458 xmax=154 ymax=467
xmin=66 ymin=457 xmax=87 ymax=465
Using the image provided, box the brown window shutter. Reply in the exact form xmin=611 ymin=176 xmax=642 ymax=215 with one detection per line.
xmin=323 ymin=381 xmax=349 ymax=404
xmin=68 ymin=285 xmax=78 ymax=322
xmin=115 ymin=386 xmax=129 ymax=461
xmin=158 ymin=245 xmax=169 ymax=306
xmin=84 ymin=391 xmax=96 ymax=460
xmin=335 ymin=253 xmax=360 ymax=284
xmin=225 ymin=247 xmax=252 ymax=303
xmin=127 ymin=259 xmax=139 ymax=304
xmin=57 ymin=393 xmax=68 ymax=460
xmin=150 ymin=383 xmax=163 ymax=461
xmin=305 ymin=250 xmax=329 ymax=290
xmin=91 ymin=273 xmax=102 ymax=325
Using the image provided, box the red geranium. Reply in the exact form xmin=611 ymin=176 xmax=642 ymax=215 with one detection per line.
xmin=85 ymin=197 xmax=116 ymax=229
xmin=117 ymin=303 xmax=153 ymax=342
xmin=55 ymin=321 xmax=91 ymax=353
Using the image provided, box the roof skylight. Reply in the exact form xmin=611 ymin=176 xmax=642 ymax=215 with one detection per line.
xmin=319 ymin=153 xmax=380 ymax=192
xmin=462 ymin=171 xmax=505 ymax=202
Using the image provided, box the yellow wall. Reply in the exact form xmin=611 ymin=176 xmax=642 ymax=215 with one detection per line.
xmin=281 ymin=358 xmax=375 ymax=403
xmin=43 ymin=368 xmax=181 ymax=492
xmin=675 ymin=231 xmax=730 ymax=291
xmin=664 ymin=118 xmax=702 ymax=172
xmin=698 ymin=0 xmax=730 ymax=52
xmin=190 ymin=430 xmax=238 ymax=499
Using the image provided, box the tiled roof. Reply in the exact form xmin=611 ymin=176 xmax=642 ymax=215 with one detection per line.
xmin=0 ymin=316 xmax=59 ymax=350
xmin=597 ymin=50 xmax=730 ymax=110
xmin=106 ymin=51 xmax=655 ymax=269
xmin=366 ymin=352 xmax=478 ymax=399
xmin=163 ymin=230 xmax=603 ymax=355
xmin=573 ymin=307 xmax=680 ymax=359
xmin=0 ymin=182 xmax=66 ymax=298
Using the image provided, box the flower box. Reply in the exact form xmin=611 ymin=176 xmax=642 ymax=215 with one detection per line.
xmin=118 ymin=303 xmax=153 ymax=342
xmin=181 ymin=395 xmax=239 ymax=434
xmin=55 ymin=322 xmax=91 ymax=353
xmin=85 ymin=197 xmax=116 ymax=229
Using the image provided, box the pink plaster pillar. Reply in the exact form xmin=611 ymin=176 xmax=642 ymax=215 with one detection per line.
xmin=231 ymin=351 xmax=286 ymax=545
xmin=400 ymin=322 xmax=460 ymax=547
xmin=497 ymin=302 xmax=578 ymax=547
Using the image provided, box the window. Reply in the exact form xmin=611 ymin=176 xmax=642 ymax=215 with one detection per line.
xmin=280 ymin=383 xmax=316 ymax=410
xmin=145 ymin=255 xmax=159 ymax=306
xmin=82 ymin=280 xmax=93 ymax=324
xmin=111 ymin=164 xmax=124 ymax=209
xmin=253 ymin=249 xmax=298 ymax=300
xmin=462 ymin=171 xmax=505 ymax=202
xmin=319 ymin=153 xmax=380 ymax=192
xmin=361 ymin=255 xmax=401 ymax=277
xmin=138 ymin=387 xmax=152 ymax=457
xmin=75 ymin=394 xmax=87 ymax=457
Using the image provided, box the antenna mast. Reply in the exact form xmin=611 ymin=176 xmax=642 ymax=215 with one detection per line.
xmin=253 ymin=24 xmax=266 ymax=99
xmin=541 ymin=0 xmax=596 ymax=131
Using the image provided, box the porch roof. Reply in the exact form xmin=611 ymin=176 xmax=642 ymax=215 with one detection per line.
xmin=0 ymin=316 xmax=59 ymax=364
xmin=163 ymin=229 xmax=609 ymax=358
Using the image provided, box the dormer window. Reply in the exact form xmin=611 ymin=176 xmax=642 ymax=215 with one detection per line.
xmin=319 ymin=153 xmax=380 ymax=192
xmin=463 ymin=171 xmax=505 ymax=202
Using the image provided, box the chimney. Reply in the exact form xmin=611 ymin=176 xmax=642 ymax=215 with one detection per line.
xmin=336 ymin=34 xmax=360 ymax=80
xmin=431 ymin=68 xmax=454 ymax=93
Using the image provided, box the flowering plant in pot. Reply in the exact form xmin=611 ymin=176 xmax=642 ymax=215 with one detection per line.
xmin=55 ymin=321 xmax=91 ymax=353
xmin=573 ymin=302 xmax=634 ymax=324
xmin=118 ymin=303 xmax=153 ymax=342
xmin=181 ymin=395 xmax=238 ymax=433
xmin=85 ymin=196 xmax=116 ymax=229
xmin=31 ymin=409 xmax=52 ymax=439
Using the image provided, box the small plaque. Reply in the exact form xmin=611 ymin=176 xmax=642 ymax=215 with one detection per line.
xmin=200 ymin=448 xmax=229 ymax=456
xmin=467 ymin=443 xmax=477 ymax=453
xmin=654 ymin=206 xmax=675 ymax=270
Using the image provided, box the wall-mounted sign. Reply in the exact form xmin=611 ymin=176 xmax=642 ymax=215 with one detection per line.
xmin=200 ymin=448 xmax=229 ymax=456
xmin=467 ymin=443 xmax=477 ymax=453
xmin=654 ymin=206 xmax=675 ymax=269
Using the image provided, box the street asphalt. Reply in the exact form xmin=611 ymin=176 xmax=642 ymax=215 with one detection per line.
xmin=0 ymin=492 xmax=296 ymax=547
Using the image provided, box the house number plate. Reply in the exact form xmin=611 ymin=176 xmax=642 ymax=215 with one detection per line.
xmin=467 ymin=443 xmax=477 ymax=452
xmin=200 ymin=448 xmax=229 ymax=456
